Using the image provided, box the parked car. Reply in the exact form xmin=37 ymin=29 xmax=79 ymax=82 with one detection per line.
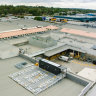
xmin=58 ymin=56 xmax=69 ymax=62
xmin=92 ymin=60 xmax=96 ymax=65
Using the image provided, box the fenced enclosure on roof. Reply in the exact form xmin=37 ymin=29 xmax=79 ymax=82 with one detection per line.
xmin=9 ymin=65 xmax=64 ymax=95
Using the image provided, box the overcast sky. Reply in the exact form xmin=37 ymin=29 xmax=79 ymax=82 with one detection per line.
xmin=0 ymin=0 xmax=96 ymax=9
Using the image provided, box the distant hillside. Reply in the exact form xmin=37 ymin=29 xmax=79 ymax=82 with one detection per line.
xmin=0 ymin=5 xmax=96 ymax=17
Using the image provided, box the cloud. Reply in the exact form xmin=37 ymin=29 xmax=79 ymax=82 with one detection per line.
xmin=0 ymin=0 xmax=96 ymax=9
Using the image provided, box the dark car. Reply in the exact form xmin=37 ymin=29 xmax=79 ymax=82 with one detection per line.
xmin=92 ymin=60 xmax=96 ymax=65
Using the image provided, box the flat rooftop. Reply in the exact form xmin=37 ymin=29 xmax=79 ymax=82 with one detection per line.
xmin=0 ymin=56 xmax=84 ymax=96
xmin=9 ymin=65 xmax=63 ymax=95
xmin=53 ymin=59 xmax=96 ymax=74
xmin=0 ymin=25 xmax=58 ymax=39
xmin=0 ymin=20 xmax=96 ymax=96
xmin=61 ymin=28 xmax=96 ymax=39
xmin=60 ymin=23 xmax=96 ymax=33
xmin=19 ymin=44 xmax=43 ymax=54
xmin=0 ymin=19 xmax=50 ymax=33
xmin=0 ymin=27 xmax=47 ymax=38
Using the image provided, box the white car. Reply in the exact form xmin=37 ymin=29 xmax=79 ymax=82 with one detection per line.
xmin=59 ymin=56 xmax=69 ymax=62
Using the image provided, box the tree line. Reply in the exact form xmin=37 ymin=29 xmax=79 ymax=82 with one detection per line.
xmin=0 ymin=5 xmax=96 ymax=17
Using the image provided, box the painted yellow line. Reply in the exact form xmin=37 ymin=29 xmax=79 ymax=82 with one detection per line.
xmin=91 ymin=63 xmax=96 ymax=66
xmin=53 ymin=76 xmax=56 ymax=78
xmin=71 ymin=60 xmax=96 ymax=67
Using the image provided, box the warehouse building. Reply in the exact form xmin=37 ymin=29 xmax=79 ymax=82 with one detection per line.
xmin=54 ymin=15 xmax=96 ymax=22
xmin=0 ymin=25 xmax=58 ymax=39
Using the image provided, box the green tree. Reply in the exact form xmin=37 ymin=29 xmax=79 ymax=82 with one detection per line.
xmin=0 ymin=5 xmax=95 ymax=17
xmin=34 ymin=16 xmax=43 ymax=21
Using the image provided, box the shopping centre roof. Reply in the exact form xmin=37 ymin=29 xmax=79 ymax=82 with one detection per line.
xmin=61 ymin=28 xmax=96 ymax=39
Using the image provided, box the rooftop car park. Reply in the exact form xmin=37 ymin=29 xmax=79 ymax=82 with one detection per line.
xmin=0 ymin=18 xmax=96 ymax=96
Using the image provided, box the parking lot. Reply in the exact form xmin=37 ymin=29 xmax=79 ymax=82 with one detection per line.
xmin=53 ymin=58 xmax=96 ymax=74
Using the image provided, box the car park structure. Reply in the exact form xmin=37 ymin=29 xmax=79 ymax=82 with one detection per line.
xmin=0 ymin=19 xmax=96 ymax=96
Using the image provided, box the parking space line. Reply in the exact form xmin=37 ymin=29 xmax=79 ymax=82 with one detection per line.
xmin=71 ymin=60 xmax=96 ymax=67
